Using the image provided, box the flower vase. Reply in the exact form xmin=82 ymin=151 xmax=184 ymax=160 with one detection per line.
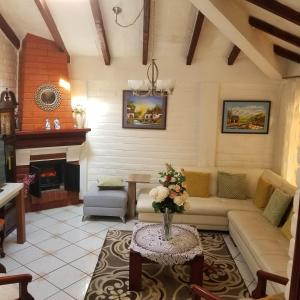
xmin=162 ymin=208 xmax=173 ymax=241
xmin=74 ymin=113 xmax=85 ymax=129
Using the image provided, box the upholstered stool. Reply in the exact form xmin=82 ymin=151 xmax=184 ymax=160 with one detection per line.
xmin=83 ymin=184 xmax=128 ymax=223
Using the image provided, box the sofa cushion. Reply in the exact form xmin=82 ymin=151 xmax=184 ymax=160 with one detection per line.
xmin=263 ymin=189 xmax=292 ymax=226
xmin=255 ymin=177 xmax=274 ymax=208
xmin=183 ymin=170 xmax=210 ymax=197
xmin=228 ymin=211 xmax=289 ymax=280
xmin=217 ymin=171 xmax=247 ymax=199
xmin=281 ymin=209 xmax=293 ymax=240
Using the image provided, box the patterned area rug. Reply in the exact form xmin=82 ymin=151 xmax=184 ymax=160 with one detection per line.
xmin=85 ymin=230 xmax=249 ymax=300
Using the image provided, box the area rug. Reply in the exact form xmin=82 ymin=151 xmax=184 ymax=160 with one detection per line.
xmin=85 ymin=230 xmax=250 ymax=300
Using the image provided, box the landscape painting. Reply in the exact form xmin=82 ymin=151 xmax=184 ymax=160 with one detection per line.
xmin=122 ymin=90 xmax=167 ymax=129
xmin=222 ymin=100 xmax=271 ymax=134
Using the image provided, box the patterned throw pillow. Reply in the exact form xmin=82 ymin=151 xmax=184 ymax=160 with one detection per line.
xmin=263 ymin=188 xmax=292 ymax=226
xmin=217 ymin=172 xmax=247 ymax=200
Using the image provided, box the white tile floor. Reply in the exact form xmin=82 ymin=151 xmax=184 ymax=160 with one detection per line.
xmin=1 ymin=204 xmax=256 ymax=300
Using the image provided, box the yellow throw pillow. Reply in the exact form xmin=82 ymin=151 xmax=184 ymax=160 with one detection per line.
xmin=281 ymin=208 xmax=293 ymax=239
xmin=183 ymin=171 xmax=210 ymax=197
xmin=260 ymin=293 xmax=285 ymax=300
xmin=255 ymin=177 xmax=274 ymax=209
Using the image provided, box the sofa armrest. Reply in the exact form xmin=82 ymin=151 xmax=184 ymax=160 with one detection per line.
xmin=252 ymin=270 xmax=289 ymax=299
xmin=191 ymin=284 xmax=223 ymax=300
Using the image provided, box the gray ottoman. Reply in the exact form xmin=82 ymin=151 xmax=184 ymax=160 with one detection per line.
xmin=83 ymin=184 xmax=128 ymax=222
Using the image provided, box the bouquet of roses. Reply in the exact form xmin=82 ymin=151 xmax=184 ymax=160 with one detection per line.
xmin=149 ymin=163 xmax=189 ymax=213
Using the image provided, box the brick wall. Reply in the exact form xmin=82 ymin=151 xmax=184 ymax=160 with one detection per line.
xmin=19 ymin=34 xmax=74 ymax=131
xmin=0 ymin=31 xmax=17 ymax=94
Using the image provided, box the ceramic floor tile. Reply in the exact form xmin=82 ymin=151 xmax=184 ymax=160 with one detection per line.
xmin=35 ymin=236 xmax=71 ymax=253
xmin=9 ymin=245 xmax=47 ymax=265
xmin=44 ymin=265 xmax=86 ymax=289
xmin=51 ymin=211 xmax=79 ymax=221
xmin=65 ymin=216 xmax=91 ymax=227
xmin=0 ymin=256 xmax=21 ymax=272
xmin=25 ymin=212 xmax=45 ymax=224
xmin=53 ymin=244 xmax=89 ymax=263
xmin=40 ymin=207 xmax=66 ymax=216
xmin=223 ymin=235 xmax=240 ymax=258
xmin=46 ymin=291 xmax=75 ymax=300
xmin=76 ymin=236 xmax=104 ymax=252
xmin=8 ymin=265 xmax=40 ymax=280
xmin=235 ymin=253 xmax=246 ymax=263
xmin=28 ymin=277 xmax=60 ymax=300
xmin=25 ymin=255 xmax=66 ymax=276
xmin=66 ymin=205 xmax=83 ymax=215
xmin=113 ymin=222 xmax=135 ymax=231
xmin=70 ymin=253 xmax=98 ymax=275
xmin=44 ymin=223 xmax=74 ymax=235
xmin=96 ymin=229 xmax=108 ymax=239
xmin=235 ymin=260 xmax=255 ymax=284
xmin=79 ymin=222 xmax=108 ymax=234
xmin=26 ymin=229 xmax=54 ymax=244
xmin=92 ymin=248 xmax=101 ymax=256
xmin=31 ymin=216 xmax=60 ymax=228
xmin=3 ymin=239 xmax=32 ymax=255
xmin=25 ymin=223 xmax=41 ymax=234
xmin=64 ymin=276 xmax=91 ymax=300
xmin=60 ymin=228 xmax=91 ymax=243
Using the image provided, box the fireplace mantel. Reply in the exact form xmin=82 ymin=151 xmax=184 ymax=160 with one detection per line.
xmin=15 ymin=128 xmax=91 ymax=149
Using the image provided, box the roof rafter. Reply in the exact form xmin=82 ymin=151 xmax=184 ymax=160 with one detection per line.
xmin=190 ymin=0 xmax=282 ymax=79
xmin=274 ymin=45 xmax=300 ymax=63
xmin=246 ymin=0 xmax=300 ymax=26
xmin=186 ymin=11 xmax=204 ymax=65
xmin=143 ymin=0 xmax=151 ymax=65
xmin=0 ymin=14 xmax=20 ymax=49
xmin=249 ymin=16 xmax=300 ymax=47
xmin=227 ymin=45 xmax=241 ymax=65
xmin=89 ymin=0 xmax=111 ymax=65
xmin=34 ymin=0 xmax=70 ymax=62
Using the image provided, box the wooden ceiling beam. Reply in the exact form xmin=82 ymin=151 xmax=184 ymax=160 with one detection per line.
xmin=186 ymin=11 xmax=204 ymax=65
xmin=90 ymin=0 xmax=111 ymax=65
xmin=143 ymin=0 xmax=151 ymax=65
xmin=246 ymin=0 xmax=300 ymax=26
xmin=0 ymin=14 xmax=20 ymax=49
xmin=249 ymin=16 xmax=300 ymax=47
xmin=34 ymin=0 xmax=70 ymax=62
xmin=274 ymin=45 xmax=300 ymax=63
xmin=227 ymin=45 xmax=241 ymax=65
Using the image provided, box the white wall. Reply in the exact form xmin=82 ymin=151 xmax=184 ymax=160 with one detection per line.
xmin=0 ymin=31 xmax=17 ymax=93
xmin=69 ymin=55 xmax=281 ymax=191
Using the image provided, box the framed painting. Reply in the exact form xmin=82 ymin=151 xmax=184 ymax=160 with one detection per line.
xmin=222 ymin=100 xmax=271 ymax=134
xmin=122 ymin=90 xmax=167 ymax=129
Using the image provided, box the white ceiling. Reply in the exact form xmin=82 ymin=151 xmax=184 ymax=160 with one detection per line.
xmin=0 ymin=0 xmax=299 ymax=67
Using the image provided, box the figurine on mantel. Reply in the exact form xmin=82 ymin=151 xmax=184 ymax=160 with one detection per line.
xmin=54 ymin=118 xmax=61 ymax=130
xmin=45 ymin=118 xmax=51 ymax=130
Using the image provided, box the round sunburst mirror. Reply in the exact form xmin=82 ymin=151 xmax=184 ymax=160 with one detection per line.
xmin=35 ymin=84 xmax=62 ymax=111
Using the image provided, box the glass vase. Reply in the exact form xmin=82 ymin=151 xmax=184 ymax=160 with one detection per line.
xmin=162 ymin=207 xmax=173 ymax=241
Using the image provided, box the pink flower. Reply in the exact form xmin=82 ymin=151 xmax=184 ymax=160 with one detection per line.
xmin=175 ymin=185 xmax=181 ymax=192
xmin=169 ymin=191 xmax=177 ymax=199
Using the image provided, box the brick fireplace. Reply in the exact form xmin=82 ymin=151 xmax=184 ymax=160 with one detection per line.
xmin=15 ymin=34 xmax=90 ymax=211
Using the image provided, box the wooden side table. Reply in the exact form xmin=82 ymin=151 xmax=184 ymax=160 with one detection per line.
xmin=126 ymin=174 xmax=151 ymax=219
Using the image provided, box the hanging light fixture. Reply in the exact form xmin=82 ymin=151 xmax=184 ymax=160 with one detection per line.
xmin=112 ymin=0 xmax=175 ymax=97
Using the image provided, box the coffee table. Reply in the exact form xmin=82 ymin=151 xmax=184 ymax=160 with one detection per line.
xmin=129 ymin=223 xmax=204 ymax=292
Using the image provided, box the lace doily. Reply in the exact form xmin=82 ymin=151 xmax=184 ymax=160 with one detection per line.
xmin=130 ymin=223 xmax=203 ymax=265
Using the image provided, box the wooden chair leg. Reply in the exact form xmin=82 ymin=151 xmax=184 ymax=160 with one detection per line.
xmin=0 ymin=262 xmax=6 ymax=273
xmin=0 ymin=229 xmax=5 ymax=258
xmin=18 ymin=281 xmax=34 ymax=300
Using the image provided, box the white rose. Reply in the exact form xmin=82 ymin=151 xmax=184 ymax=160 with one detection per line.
xmin=168 ymin=184 xmax=176 ymax=190
xmin=174 ymin=195 xmax=185 ymax=206
xmin=149 ymin=186 xmax=169 ymax=203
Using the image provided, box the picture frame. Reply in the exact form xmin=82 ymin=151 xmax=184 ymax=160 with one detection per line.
xmin=222 ymin=100 xmax=271 ymax=134
xmin=122 ymin=90 xmax=167 ymax=130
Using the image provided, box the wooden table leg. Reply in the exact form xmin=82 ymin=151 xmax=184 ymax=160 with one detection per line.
xmin=127 ymin=182 xmax=137 ymax=219
xmin=129 ymin=250 xmax=142 ymax=291
xmin=191 ymin=254 xmax=204 ymax=300
xmin=16 ymin=188 xmax=26 ymax=244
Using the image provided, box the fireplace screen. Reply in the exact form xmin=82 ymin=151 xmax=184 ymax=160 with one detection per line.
xmin=30 ymin=159 xmax=79 ymax=198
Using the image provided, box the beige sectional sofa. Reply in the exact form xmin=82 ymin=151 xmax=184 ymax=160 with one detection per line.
xmin=136 ymin=167 xmax=296 ymax=294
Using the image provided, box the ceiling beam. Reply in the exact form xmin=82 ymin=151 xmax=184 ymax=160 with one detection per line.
xmin=0 ymin=14 xmax=20 ymax=49
xmin=246 ymin=0 xmax=300 ymax=26
xmin=274 ymin=45 xmax=300 ymax=63
xmin=227 ymin=45 xmax=241 ymax=65
xmin=90 ymin=0 xmax=111 ymax=65
xmin=249 ymin=16 xmax=300 ymax=47
xmin=34 ymin=0 xmax=70 ymax=62
xmin=186 ymin=11 xmax=205 ymax=65
xmin=190 ymin=0 xmax=282 ymax=79
xmin=143 ymin=0 xmax=151 ymax=65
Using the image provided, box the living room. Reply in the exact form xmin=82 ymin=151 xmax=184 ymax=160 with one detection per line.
xmin=0 ymin=0 xmax=299 ymax=299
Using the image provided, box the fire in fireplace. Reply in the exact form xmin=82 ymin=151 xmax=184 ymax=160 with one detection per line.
xmin=30 ymin=159 xmax=79 ymax=198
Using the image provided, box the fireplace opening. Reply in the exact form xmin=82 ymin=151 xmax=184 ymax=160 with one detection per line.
xmin=29 ymin=159 xmax=79 ymax=198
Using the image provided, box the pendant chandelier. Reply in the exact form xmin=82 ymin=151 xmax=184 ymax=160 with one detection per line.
xmin=113 ymin=0 xmax=174 ymax=97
